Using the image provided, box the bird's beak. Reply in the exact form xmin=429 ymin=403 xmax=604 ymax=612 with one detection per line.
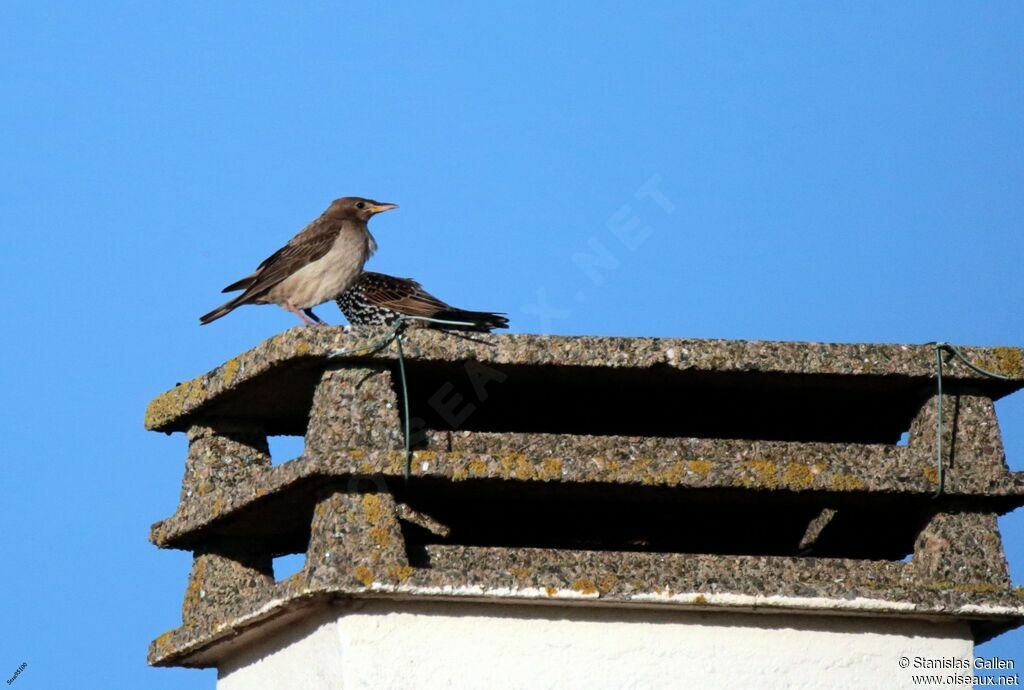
xmin=369 ymin=202 xmax=398 ymax=214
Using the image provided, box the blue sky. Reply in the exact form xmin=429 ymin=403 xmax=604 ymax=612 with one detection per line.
xmin=1 ymin=2 xmax=1022 ymax=688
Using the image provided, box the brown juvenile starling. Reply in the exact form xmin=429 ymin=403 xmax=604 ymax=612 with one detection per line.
xmin=336 ymin=272 xmax=509 ymax=333
xmin=199 ymin=197 xmax=397 ymax=326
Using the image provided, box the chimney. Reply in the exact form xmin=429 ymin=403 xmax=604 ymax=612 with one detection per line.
xmin=146 ymin=329 xmax=1024 ymax=688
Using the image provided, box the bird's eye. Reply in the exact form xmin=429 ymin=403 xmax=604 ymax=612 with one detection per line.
xmin=356 ymin=202 xmax=366 ymax=209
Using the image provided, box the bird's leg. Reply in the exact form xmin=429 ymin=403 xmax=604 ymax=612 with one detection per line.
xmin=283 ymin=304 xmax=319 ymax=327
xmin=303 ymin=308 xmax=330 ymax=326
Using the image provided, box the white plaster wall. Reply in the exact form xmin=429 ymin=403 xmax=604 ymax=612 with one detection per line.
xmin=217 ymin=600 xmax=974 ymax=690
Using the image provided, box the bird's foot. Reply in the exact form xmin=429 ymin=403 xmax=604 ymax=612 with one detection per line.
xmin=284 ymin=304 xmax=320 ymax=327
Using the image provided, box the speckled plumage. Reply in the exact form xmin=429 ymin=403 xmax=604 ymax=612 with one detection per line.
xmin=336 ymin=272 xmax=509 ymax=332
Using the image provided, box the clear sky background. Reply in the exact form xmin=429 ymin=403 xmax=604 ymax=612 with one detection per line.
xmin=1 ymin=3 xmax=1022 ymax=688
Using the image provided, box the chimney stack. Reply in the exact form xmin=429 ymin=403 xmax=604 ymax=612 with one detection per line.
xmin=146 ymin=329 xmax=1024 ymax=688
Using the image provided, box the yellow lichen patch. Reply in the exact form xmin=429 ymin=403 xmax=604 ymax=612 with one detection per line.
xmin=687 ymin=460 xmax=713 ymax=476
xmin=152 ymin=630 xmax=175 ymax=653
xmin=508 ymin=566 xmax=531 ymax=579
xmin=353 ymin=566 xmax=374 ymax=588
xmin=295 ymin=341 xmax=311 ymax=356
xmin=539 ymin=457 xmax=563 ymax=480
xmin=182 ymin=559 xmax=207 ymax=617
xmin=831 ymin=473 xmax=866 ymax=491
xmin=348 ymin=449 xmax=366 ymax=459
xmin=451 ymin=467 xmax=469 ymax=481
xmin=469 ymin=458 xmax=488 ymax=475
xmin=516 ymin=455 xmax=536 ymax=479
xmin=387 ymin=565 xmax=415 ymax=582
xmin=632 ymin=457 xmax=656 ymax=484
xmin=544 ymin=586 xmax=558 ymax=597
xmin=368 ymin=526 xmax=392 ymax=548
xmin=743 ymin=460 xmax=780 ymax=489
xmin=952 ymin=582 xmax=1003 ymax=594
xmin=602 ymin=458 xmax=622 ymax=476
xmin=499 ymin=451 xmax=527 ymax=464
xmin=571 ymin=579 xmax=599 ymax=596
xmin=221 ymin=357 xmax=241 ymax=387
xmin=693 ymin=594 xmax=708 ymax=605
xmin=145 ymin=378 xmax=209 ymax=429
xmin=491 ymin=450 xmax=532 ymax=479
xmin=922 ymin=466 xmax=939 ymax=484
xmin=782 ymin=463 xmax=817 ymax=490
xmin=596 ymin=573 xmax=618 ymax=594
xmin=982 ymin=347 xmax=1024 ymax=378
xmin=362 ymin=493 xmax=388 ymax=526
xmin=660 ymin=461 xmax=688 ymax=486
xmin=497 ymin=452 xmax=533 ymax=480
xmin=210 ymin=496 xmax=227 ymax=515
xmin=414 ymin=450 xmax=437 ymax=463
xmin=143 ymin=397 xmax=173 ymax=430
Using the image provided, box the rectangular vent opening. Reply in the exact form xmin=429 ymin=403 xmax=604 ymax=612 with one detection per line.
xmin=399 ymin=362 xmax=930 ymax=444
xmin=267 ymin=434 xmax=305 ymax=466
xmin=272 ymin=552 xmax=306 ymax=581
xmin=396 ymin=481 xmax=931 ymax=563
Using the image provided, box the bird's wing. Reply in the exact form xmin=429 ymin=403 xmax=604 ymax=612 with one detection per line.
xmin=359 ymin=272 xmax=452 ymax=317
xmin=221 ymin=273 xmax=258 ymax=293
xmin=233 ymin=219 xmax=339 ymax=301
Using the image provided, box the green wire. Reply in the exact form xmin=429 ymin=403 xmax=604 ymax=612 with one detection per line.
xmin=330 ymin=315 xmax=480 ymax=481
xmin=936 ymin=342 xmax=1012 ymax=382
xmin=933 ymin=345 xmax=945 ymax=499
xmin=930 ymin=342 xmax=1011 ymax=498
xmin=394 ymin=331 xmax=412 ymax=480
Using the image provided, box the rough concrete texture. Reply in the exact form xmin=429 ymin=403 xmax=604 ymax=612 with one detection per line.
xmin=303 ymin=490 xmax=410 ymax=590
xmin=909 ymin=394 xmax=1009 ymax=480
xmin=180 ymin=423 xmax=272 ymax=504
xmin=144 ymin=328 xmax=1024 ymax=433
xmin=910 ymin=511 xmax=1011 ymax=586
xmin=304 ymin=366 xmax=405 ymax=456
xmin=150 ymin=407 xmax=1024 ymax=551
xmin=145 ymin=330 xmax=1024 ymax=668
xmin=181 ymin=542 xmax=274 ymax=629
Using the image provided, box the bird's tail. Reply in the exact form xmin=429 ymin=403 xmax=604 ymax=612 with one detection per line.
xmin=199 ymin=294 xmax=248 ymax=325
xmin=431 ymin=309 xmax=509 ymax=333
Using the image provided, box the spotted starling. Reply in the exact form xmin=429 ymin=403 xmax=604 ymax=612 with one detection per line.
xmin=336 ymin=272 xmax=509 ymax=333
xmin=199 ymin=197 xmax=398 ymax=326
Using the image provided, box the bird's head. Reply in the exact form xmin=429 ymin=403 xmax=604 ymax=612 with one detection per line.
xmin=327 ymin=197 xmax=399 ymax=222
